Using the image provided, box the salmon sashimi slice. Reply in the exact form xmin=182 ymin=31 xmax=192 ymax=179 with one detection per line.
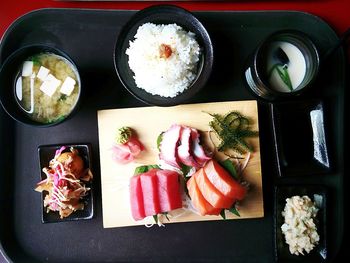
xmin=204 ymin=160 xmax=247 ymax=200
xmin=156 ymin=170 xmax=182 ymax=212
xmin=140 ymin=169 xmax=161 ymax=216
xmin=194 ymin=168 xmax=235 ymax=209
xmin=187 ymin=175 xmax=221 ymax=216
xmin=129 ymin=175 xmax=146 ymax=221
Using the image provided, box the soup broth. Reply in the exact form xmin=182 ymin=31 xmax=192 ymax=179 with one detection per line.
xmin=15 ymin=53 xmax=80 ymax=123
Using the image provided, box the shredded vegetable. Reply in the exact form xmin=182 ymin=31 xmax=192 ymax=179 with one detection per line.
xmin=35 ymin=146 xmax=93 ymax=218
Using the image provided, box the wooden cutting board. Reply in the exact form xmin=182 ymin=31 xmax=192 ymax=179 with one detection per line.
xmin=97 ymin=100 xmax=263 ymax=228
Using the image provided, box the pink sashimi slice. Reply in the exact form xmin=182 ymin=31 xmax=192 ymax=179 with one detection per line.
xmin=111 ymin=137 xmax=144 ymax=164
xmin=129 ymin=175 xmax=146 ymax=221
xmin=140 ymin=169 xmax=161 ymax=216
xmin=177 ymin=127 xmax=200 ymax=168
xmin=159 ymin=124 xmax=182 ymax=168
xmin=111 ymin=144 xmax=134 ymax=164
xmin=190 ymin=128 xmax=212 ymax=166
xmin=156 ymin=170 xmax=182 ymax=212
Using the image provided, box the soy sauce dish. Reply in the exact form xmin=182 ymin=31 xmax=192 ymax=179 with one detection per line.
xmin=114 ymin=5 xmax=213 ymax=106
xmin=0 ymin=45 xmax=81 ymax=127
xmin=275 ymin=186 xmax=327 ymax=262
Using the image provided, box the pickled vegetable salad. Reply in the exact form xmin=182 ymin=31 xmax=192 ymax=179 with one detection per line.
xmin=35 ymin=146 xmax=93 ymax=218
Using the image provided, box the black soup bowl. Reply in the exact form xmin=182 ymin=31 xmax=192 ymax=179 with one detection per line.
xmin=114 ymin=5 xmax=214 ymax=106
xmin=0 ymin=44 xmax=81 ymax=127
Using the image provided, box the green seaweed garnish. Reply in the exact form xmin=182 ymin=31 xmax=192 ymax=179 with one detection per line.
xmin=58 ymin=94 xmax=67 ymax=102
xmin=207 ymin=111 xmax=258 ymax=155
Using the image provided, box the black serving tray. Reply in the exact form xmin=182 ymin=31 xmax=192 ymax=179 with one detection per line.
xmin=0 ymin=8 xmax=344 ymax=263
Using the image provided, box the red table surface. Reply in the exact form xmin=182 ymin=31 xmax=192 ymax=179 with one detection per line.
xmin=0 ymin=0 xmax=350 ymax=37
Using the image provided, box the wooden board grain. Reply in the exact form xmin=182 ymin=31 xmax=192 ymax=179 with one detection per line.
xmin=97 ymin=100 xmax=263 ymax=228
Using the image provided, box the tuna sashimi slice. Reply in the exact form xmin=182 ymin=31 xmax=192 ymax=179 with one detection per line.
xmin=159 ymin=124 xmax=182 ymax=168
xmin=204 ymin=160 xmax=246 ymax=200
xmin=156 ymin=170 xmax=182 ymax=212
xmin=140 ymin=169 xmax=161 ymax=216
xmin=129 ymin=175 xmax=146 ymax=221
xmin=190 ymin=128 xmax=212 ymax=166
xmin=194 ymin=168 xmax=235 ymax=209
xmin=187 ymin=175 xmax=221 ymax=216
xmin=177 ymin=127 xmax=200 ymax=168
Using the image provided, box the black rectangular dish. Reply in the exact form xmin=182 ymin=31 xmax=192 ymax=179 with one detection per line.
xmin=275 ymin=185 xmax=328 ymax=263
xmin=37 ymin=144 xmax=94 ymax=223
xmin=0 ymin=8 xmax=344 ymax=263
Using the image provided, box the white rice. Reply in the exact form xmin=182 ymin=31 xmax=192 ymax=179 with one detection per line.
xmin=126 ymin=23 xmax=201 ymax=98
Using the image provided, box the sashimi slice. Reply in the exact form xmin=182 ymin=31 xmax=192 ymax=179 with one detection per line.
xmin=187 ymin=175 xmax=221 ymax=216
xmin=159 ymin=124 xmax=182 ymax=168
xmin=204 ymin=160 xmax=246 ymax=200
xmin=156 ymin=170 xmax=182 ymax=212
xmin=194 ymin=168 xmax=235 ymax=209
xmin=177 ymin=127 xmax=200 ymax=168
xmin=140 ymin=169 xmax=161 ymax=216
xmin=190 ymin=128 xmax=212 ymax=166
xmin=129 ymin=175 xmax=146 ymax=221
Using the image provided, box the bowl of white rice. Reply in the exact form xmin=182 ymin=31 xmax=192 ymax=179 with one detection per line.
xmin=114 ymin=5 xmax=213 ymax=106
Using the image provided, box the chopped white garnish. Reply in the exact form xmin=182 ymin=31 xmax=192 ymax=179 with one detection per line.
xmin=60 ymin=76 xmax=76 ymax=96
xmin=15 ymin=77 xmax=23 ymax=101
xmin=37 ymin=66 xmax=50 ymax=81
xmin=22 ymin=61 xmax=33 ymax=77
xmin=40 ymin=74 xmax=61 ymax=97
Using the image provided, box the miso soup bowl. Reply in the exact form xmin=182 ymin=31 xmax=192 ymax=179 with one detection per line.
xmin=0 ymin=44 xmax=81 ymax=127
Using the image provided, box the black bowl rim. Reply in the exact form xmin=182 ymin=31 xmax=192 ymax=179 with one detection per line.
xmin=250 ymin=29 xmax=320 ymax=101
xmin=0 ymin=44 xmax=82 ymax=127
xmin=113 ymin=4 xmax=214 ymax=106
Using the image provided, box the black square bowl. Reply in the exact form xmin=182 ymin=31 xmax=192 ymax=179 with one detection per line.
xmin=274 ymin=185 xmax=327 ymax=263
xmin=37 ymin=144 xmax=94 ymax=223
xmin=271 ymin=100 xmax=331 ymax=177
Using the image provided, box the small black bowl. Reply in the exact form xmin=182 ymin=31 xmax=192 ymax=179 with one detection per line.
xmin=0 ymin=44 xmax=81 ymax=127
xmin=114 ymin=5 xmax=213 ymax=106
xmin=37 ymin=144 xmax=93 ymax=223
xmin=274 ymin=185 xmax=327 ymax=262
xmin=245 ymin=30 xmax=319 ymax=101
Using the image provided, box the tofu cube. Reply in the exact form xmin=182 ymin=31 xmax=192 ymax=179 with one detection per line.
xmin=22 ymin=61 xmax=33 ymax=77
xmin=40 ymin=74 xmax=61 ymax=97
xmin=60 ymin=76 xmax=76 ymax=96
xmin=15 ymin=77 xmax=23 ymax=101
xmin=37 ymin=66 xmax=50 ymax=81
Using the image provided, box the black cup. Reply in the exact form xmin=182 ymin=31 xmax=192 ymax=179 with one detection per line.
xmin=245 ymin=30 xmax=320 ymax=101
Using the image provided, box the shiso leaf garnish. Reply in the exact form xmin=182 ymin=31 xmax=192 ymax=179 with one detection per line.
xmin=219 ymin=159 xmax=238 ymax=180
xmin=207 ymin=111 xmax=258 ymax=156
xmin=220 ymin=210 xmax=226 ymax=220
xmin=229 ymin=206 xmax=241 ymax=217
xmin=134 ymin=165 xmax=160 ymax=175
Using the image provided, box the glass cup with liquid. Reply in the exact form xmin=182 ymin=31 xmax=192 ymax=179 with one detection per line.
xmin=245 ymin=30 xmax=319 ymax=101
